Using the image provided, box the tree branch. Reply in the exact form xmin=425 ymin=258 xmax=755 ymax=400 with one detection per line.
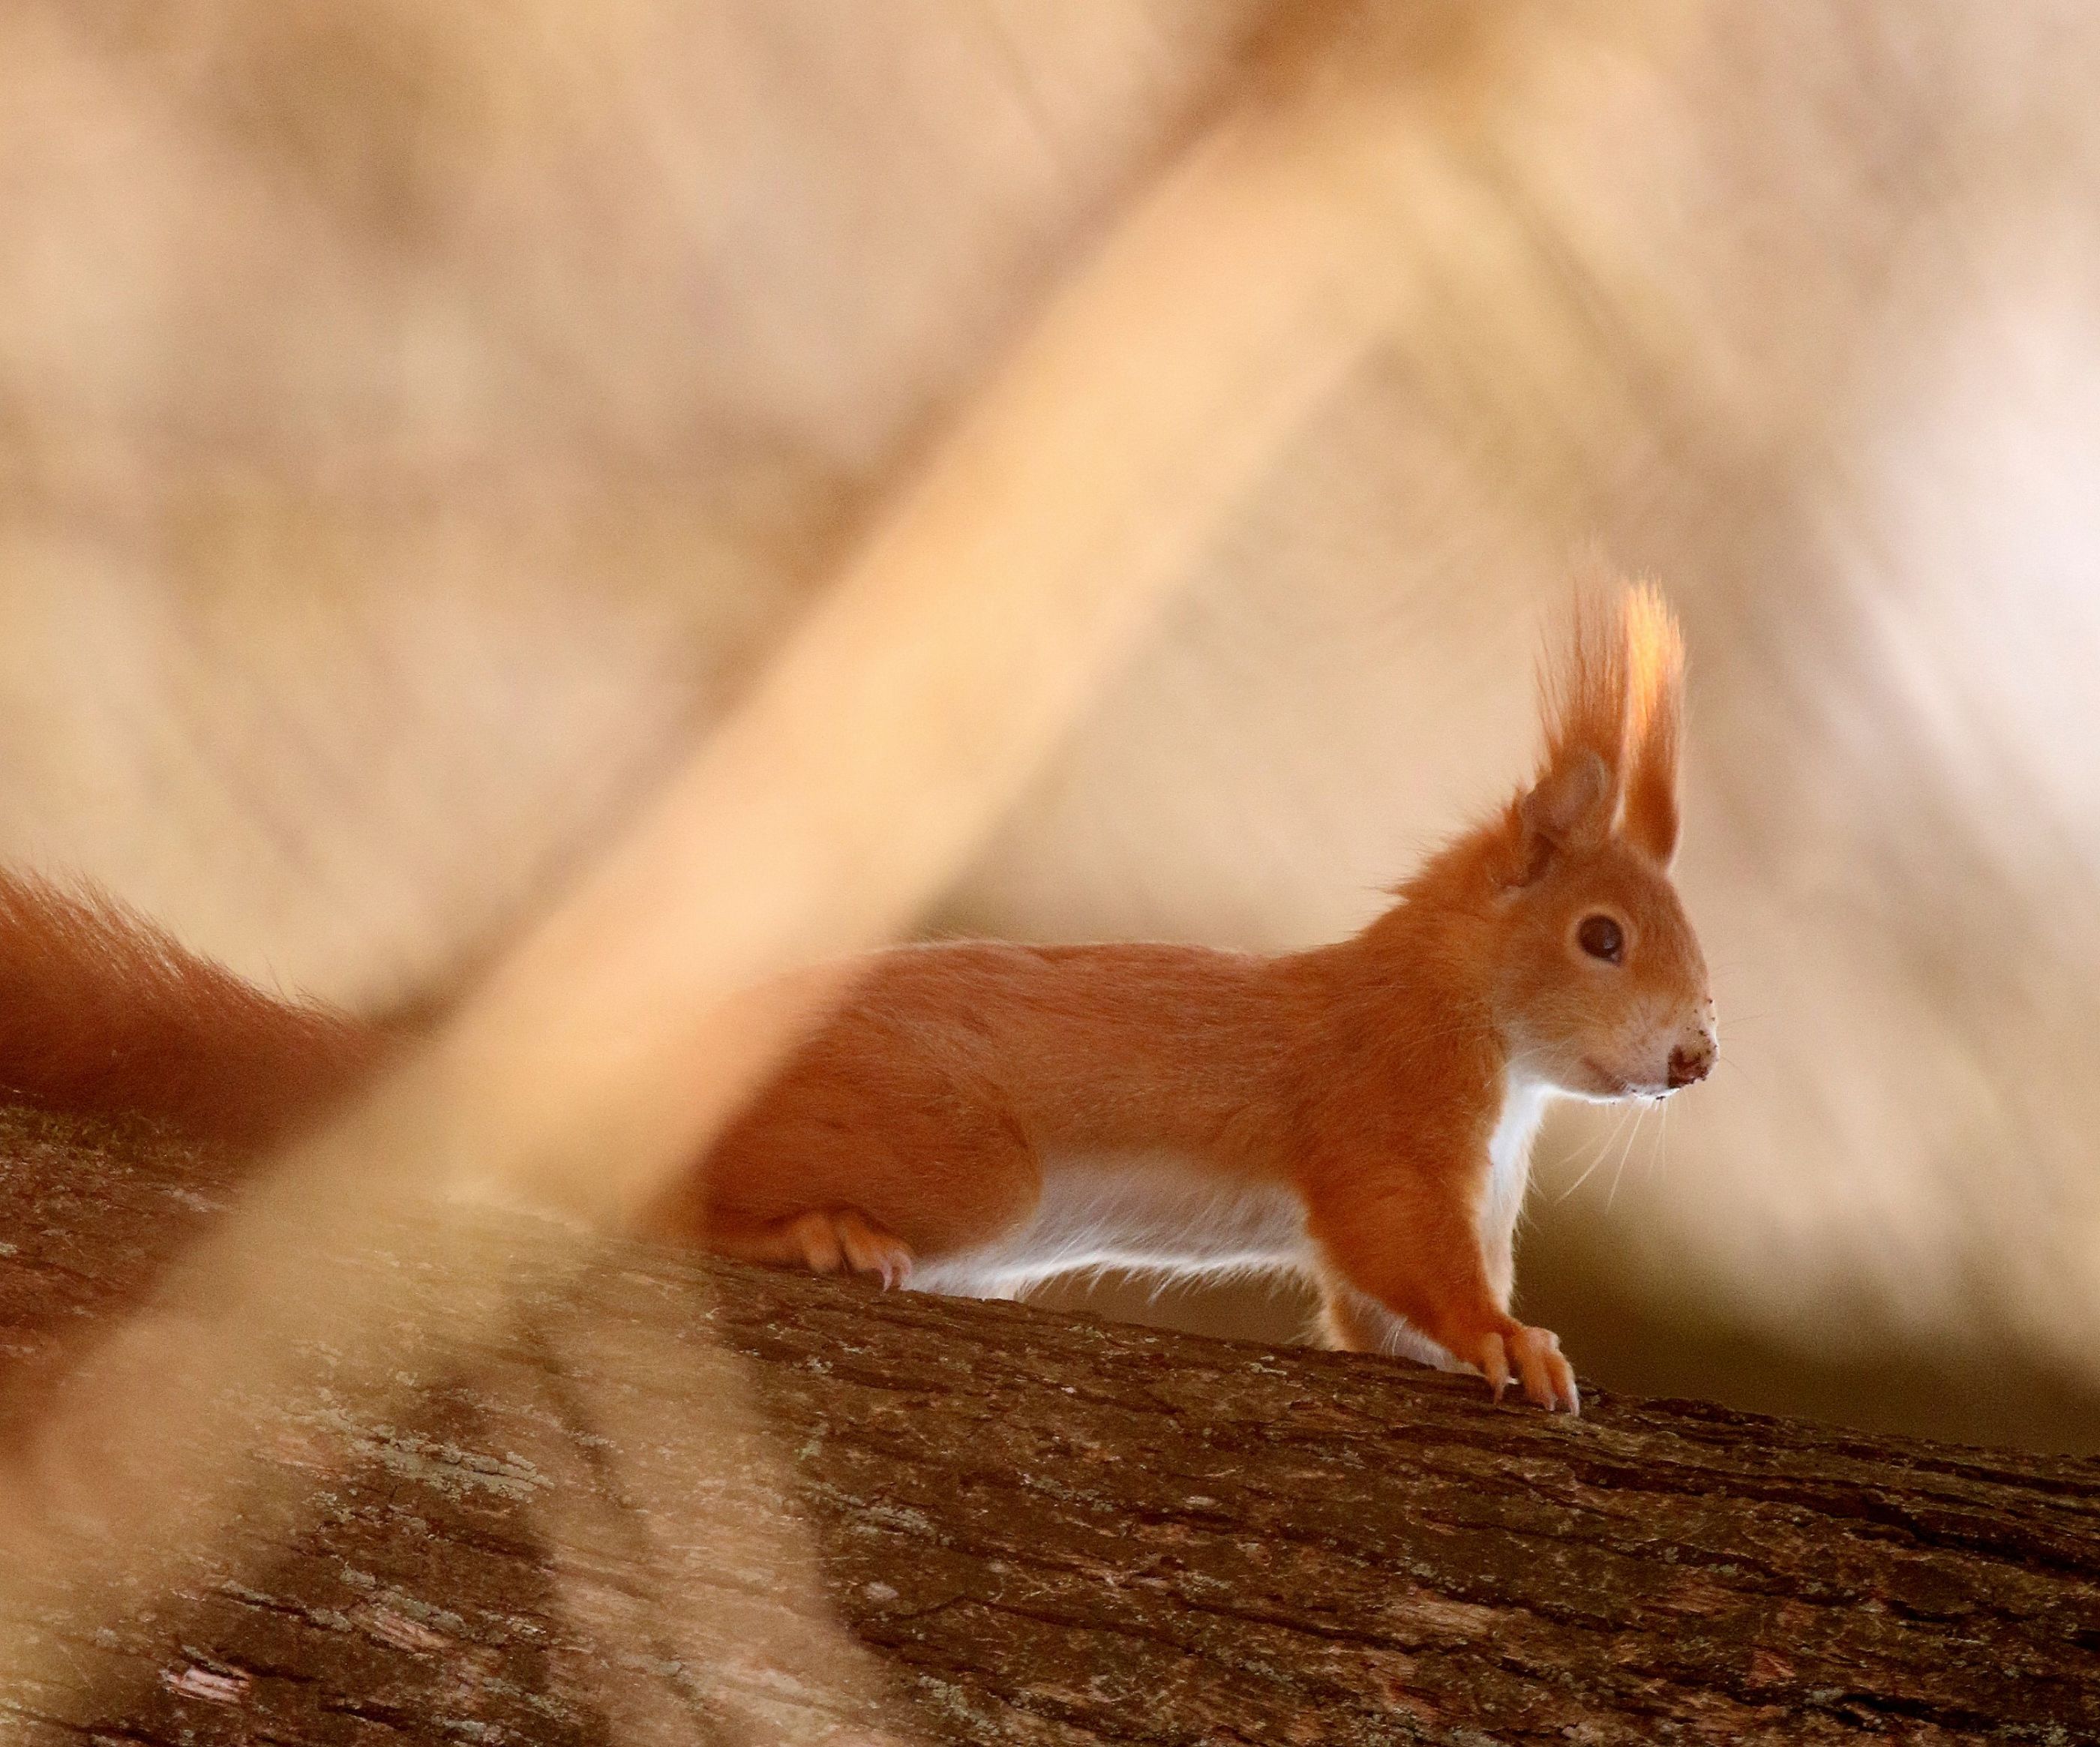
xmin=2 ymin=1109 xmax=2094 ymax=1745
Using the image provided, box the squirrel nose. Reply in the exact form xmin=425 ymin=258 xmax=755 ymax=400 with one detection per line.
xmin=1667 ymin=1038 xmax=1714 ymax=1088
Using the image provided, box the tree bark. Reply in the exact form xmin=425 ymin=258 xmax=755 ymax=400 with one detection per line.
xmin=0 ymin=1108 xmax=2094 ymax=1745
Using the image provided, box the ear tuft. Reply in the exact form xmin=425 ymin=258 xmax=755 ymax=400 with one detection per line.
xmin=1620 ymin=581 xmax=1685 ymax=863
xmin=1538 ymin=590 xmax=1630 ymax=791
xmin=1517 ymin=587 xmax=1628 ymax=884
xmin=1516 ymin=579 xmax=1686 ymax=878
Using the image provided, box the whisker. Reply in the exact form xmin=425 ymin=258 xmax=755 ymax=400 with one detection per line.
xmin=1550 ymin=1121 xmax=1616 ymax=1205
xmin=1605 ymin=1098 xmax=1652 ymax=1212
xmin=1715 ymin=1054 xmax=1768 ymax=1094
xmin=1646 ymin=1095 xmax=1671 ymax=1183
xmin=1554 ymin=1103 xmax=1638 ymax=1203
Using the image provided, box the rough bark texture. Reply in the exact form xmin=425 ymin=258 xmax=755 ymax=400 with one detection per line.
xmin=1 ymin=1107 xmax=2096 ymax=1745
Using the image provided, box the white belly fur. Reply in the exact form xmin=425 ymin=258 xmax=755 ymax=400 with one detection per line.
xmin=911 ymin=1153 xmax=1309 ymax=1298
xmin=911 ymin=1072 xmax=1552 ymax=1317
xmin=1481 ymin=1070 xmax=1551 ymax=1308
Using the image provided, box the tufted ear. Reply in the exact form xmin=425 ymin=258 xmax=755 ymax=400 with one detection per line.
xmin=1514 ymin=750 xmax=1613 ymax=883
xmin=1509 ymin=590 xmax=1630 ymax=884
xmin=1512 ymin=580 xmax=1685 ymax=880
xmin=1619 ymin=583 xmax=1684 ymax=865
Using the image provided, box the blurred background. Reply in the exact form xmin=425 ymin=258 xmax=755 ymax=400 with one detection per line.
xmin=6 ymin=1 xmax=2100 ymax=1451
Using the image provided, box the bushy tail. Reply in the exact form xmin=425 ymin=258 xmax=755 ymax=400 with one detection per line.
xmin=0 ymin=875 xmax=392 ymax=1148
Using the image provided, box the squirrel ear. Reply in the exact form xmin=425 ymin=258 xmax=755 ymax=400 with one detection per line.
xmin=1622 ymin=734 xmax=1680 ymax=865
xmin=1514 ymin=751 xmax=1612 ymax=884
xmin=1619 ymin=584 xmax=1684 ymax=866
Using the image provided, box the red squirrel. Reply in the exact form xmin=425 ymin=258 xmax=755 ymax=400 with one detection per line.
xmin=0 ymin=586 xmax=1712 ymax=1412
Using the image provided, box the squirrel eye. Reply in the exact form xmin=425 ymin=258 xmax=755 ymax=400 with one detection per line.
xmin=1577 ymin=914 xmax=1624 ymax=964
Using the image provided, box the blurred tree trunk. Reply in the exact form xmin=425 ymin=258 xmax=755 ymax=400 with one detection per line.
xmin=0 ymin=1108 xmax=2093 ymax=1745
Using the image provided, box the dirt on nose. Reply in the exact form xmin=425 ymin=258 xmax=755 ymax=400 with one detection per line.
xmin=1667 ymin=1043 xmax=1713 ymax=1088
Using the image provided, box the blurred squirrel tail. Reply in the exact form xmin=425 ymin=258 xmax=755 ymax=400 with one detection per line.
xmin=0 ymin=873 xmax=394 ymax=1148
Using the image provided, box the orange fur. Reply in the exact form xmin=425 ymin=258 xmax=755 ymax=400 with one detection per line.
xmin=0 ymin=878 xmax=388 ymax=1148
xmin=650 ymin=584 xmax=1716 ymax=1412
xmin=0 ymin=587 xmax=1714 ymax=1412
xmin=1621 ymin=581 xmax=1684 ymax=863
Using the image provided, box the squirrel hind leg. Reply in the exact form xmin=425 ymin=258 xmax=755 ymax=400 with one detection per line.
xmin=710 ymin=1207 xmax=915 ymax=1289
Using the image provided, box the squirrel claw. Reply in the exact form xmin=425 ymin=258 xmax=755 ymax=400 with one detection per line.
xmin=1470 ymin=1325 xmax=1578 ymax=1413
xmin=1509 ymin=1324 xmax=1580 ymax=1415
xmin=1476 ymin=1332 xmax=1513 ymax=1400
xmin=786 ymin=1208 xmax=914 ymax=1289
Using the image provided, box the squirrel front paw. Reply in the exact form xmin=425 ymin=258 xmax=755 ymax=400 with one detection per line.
xmin=1470 ymin=1323 xmax=1580 ymax=1415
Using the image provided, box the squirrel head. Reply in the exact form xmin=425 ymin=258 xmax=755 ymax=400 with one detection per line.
xmin=1484 ymin=584 xmax=1715 ymax=1101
